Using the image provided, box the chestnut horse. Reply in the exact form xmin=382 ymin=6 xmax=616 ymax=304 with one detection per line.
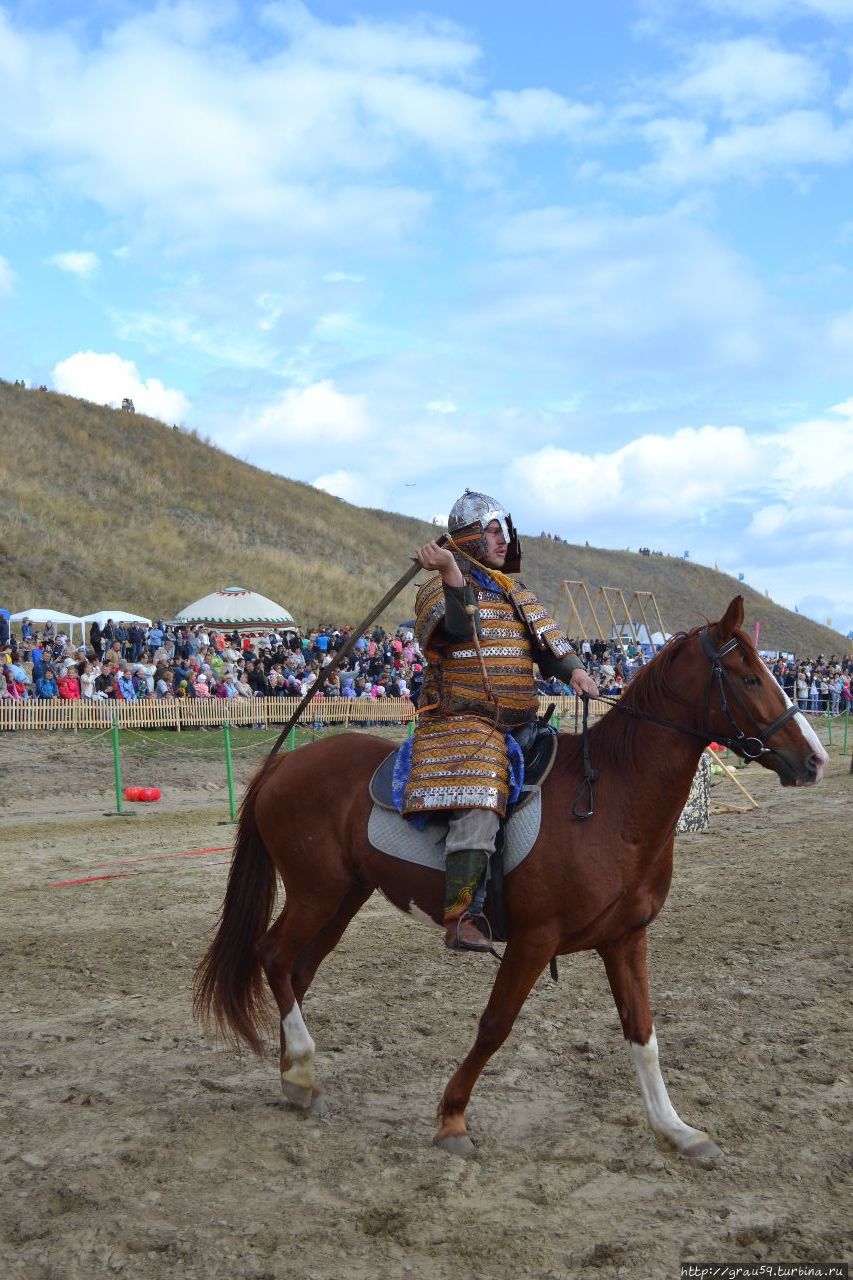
xmin=194 ymin=597 xmax=827 ymax=1159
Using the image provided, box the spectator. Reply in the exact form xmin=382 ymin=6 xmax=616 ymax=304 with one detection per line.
xmin=57 ymin=669 xmax=81 ymax=699
xmin=79 ymin=662 xmax=97 ymax=700
xmin=116 ymin=669 xmax=137 ymax=701
xmin=35 ymin=666 xmax=59 ymax=699
xmin=2 ymin=665 xmax=26 ymax=699
xmin=155 ymin=670 xmax=174 ymax=698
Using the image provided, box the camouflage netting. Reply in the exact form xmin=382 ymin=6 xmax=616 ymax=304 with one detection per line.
xmin=676 ymin=752 xmax=711 ymax=833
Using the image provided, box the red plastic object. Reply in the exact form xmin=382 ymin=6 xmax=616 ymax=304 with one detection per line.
xmin=123 ymin=785 xmax=161 ymax=802
xmin=709 ymin=742 xmax=724 ymax=752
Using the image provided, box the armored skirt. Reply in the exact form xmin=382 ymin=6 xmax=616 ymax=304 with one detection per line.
xmin=402 ymin=714 xmax=513 ymax=816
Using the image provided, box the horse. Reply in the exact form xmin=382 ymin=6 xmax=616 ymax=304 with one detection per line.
xmin=193 ymin=597 xmax=828 ymax=1159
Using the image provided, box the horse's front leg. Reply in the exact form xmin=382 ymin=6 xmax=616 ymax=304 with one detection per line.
xmin=598 ymin=929 xmax=723 ymax=1160
xmin=435 ymin=929 xmax=557 ymax=1156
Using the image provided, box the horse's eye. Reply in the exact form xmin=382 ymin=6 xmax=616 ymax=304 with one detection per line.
xmin=743 ymin=675 xmax=761 ymax=688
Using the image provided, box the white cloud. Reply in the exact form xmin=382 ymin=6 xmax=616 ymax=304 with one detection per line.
xmin=490 ymin=89 xmax=599 ymax=141
xmin=48 ymin=250 xmax=99 ymax=276
xmin=322 ymin=271 xmax=365 ymax=283
xmin=237 ymin=379 xmax=371 ymax=447
xmin=312 ymin=469 xmax=374 ymax=504
xmin=746 ymin=500 xmax=853 ymax=549
xmin=0 ymin=6 xmax=597 ymax=252
xmin=426 ymin=398 xmax=458 ymax=414
xmin=513 ymin=425 xmax=765 ymax=522
xmin=509 ymin=401 xmax=853 ymax=617
xmin=51 ymin=351 xmax=190 ymax=422
xmin=481 ymin=206 xmax=772 ymax=372
xmin=826 ymin=308 xmax=853 ymax=355
xmin=670 ymin=39 xmax=826 ymax=119
xmin=0 ymin=255 xmax=14 ymax=293
xmin=698 ymin=0 xmax=853 ymax=21
xmin=642 ymin=109 xmax=853 ymax=184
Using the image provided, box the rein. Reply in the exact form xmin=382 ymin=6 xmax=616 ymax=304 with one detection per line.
xmin=571 ymin=627 xmax=799 ymax=821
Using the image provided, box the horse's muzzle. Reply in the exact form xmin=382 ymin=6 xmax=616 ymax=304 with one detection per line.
xmin=764 ymin=747 xmax=825 ymax=787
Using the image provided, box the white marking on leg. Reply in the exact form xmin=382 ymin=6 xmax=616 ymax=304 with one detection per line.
xmin=282 ymin=1004 xmax=315 ymax=1090
xmin=629 ymin=1028 xmax=715 ymax=1155
xmin=407 ymin=900 xmax=442 ymax=928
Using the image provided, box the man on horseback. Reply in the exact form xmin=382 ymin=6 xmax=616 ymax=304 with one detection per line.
xmin=403 ymin=489 xmax=598 ymax=952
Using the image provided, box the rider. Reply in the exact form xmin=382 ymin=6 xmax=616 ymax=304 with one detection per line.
xmin=403 ymin=489 xmax=599 ymax=952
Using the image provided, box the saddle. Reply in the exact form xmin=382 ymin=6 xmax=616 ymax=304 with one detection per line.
xmin=368 ymin=723 xmax=559 ymax=814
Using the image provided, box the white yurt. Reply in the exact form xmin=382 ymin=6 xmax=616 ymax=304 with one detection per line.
xmin=173 ymin=586 xmax=297 ymax=633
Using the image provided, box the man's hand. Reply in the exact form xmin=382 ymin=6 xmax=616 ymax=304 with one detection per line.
xmin=569 ymin=668 xmax=599 ymax=698
xmin=416 ymin=542 xmax=464 ymax=588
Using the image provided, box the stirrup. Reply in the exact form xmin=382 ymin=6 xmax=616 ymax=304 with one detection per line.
xmin=445 ymin=912 xmax=502 ymax=961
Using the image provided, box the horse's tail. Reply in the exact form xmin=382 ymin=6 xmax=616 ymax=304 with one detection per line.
xmin=193 ymin=768 xmax=278 ymax=1055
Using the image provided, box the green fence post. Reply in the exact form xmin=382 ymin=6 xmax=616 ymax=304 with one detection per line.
xmin=553 ymin=710 xmax=561 ymax=730
xmin=223 ymin=722 xmax=237 ymax=823
xmin=408 ymin=717 xmax=415 ymax=738
xmin=843 ymin=708 xmax=849 ymax=755
xmin=111 ymin=716 xmax=123 ymax=815
xmin=826 ymin=708 xmax=832 ymax=747
xmin=288 ymin=726 xmax=296 ymax=751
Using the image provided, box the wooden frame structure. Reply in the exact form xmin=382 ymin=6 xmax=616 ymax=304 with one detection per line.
xmin=554 ymin=581 xmax=668 ymax=646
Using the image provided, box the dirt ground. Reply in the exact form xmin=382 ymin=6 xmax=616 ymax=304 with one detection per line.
xmin=1 ymin=727 xmax=850 ymax=1280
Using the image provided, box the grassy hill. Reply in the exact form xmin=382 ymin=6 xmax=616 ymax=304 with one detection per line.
xmin=0 ymin=379 xmax=846 ymax=656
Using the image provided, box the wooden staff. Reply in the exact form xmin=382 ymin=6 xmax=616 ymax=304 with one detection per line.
xmin=708 ymin=747 xmax=758 ymax=809
xmin=260 ymin=535 xmax=448 ymax=771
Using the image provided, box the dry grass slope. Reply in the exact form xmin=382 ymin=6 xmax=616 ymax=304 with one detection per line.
xmin=0 ymin=380 xmax=845 ymax=654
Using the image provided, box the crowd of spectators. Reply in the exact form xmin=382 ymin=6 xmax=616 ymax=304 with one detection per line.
xmin=1 ymin=613 xmax=851 ymax=717
xmin=0 ymin=617 xmax=428 ymax=712
xmin=771 ymin=653 xmax=853 ymax=716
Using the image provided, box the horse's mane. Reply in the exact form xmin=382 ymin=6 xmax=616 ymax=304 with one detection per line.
xmin=560 ymin=624 xmax=715 ymax=773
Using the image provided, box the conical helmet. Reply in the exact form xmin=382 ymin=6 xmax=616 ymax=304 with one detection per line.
xmin=447 ymin=489 xmax=522 ymax=573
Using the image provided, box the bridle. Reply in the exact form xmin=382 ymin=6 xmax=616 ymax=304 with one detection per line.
xmin=571 ymin=626 xmax=799 ymax=820
xmin=696 ymin=628 xmax=799 ymax=760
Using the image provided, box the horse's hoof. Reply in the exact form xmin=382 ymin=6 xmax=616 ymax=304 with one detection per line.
xmin=683 ymin=1136 xmax=724 ymax=1162
xmin=433 ymin=1133 xmax=477 ymax=1158
xmin=281 ymin=1078 xmax=313 ymax=1109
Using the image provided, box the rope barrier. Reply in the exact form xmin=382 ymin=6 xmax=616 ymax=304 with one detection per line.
xmin=15 ymin=726 xmax=114 ymax=761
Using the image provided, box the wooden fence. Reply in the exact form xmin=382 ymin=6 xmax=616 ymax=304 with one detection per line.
xmin=0 ymin=695 xmax=610 ymax=733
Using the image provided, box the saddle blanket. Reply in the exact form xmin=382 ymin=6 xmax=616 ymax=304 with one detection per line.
xmin=367 ymin=788 xmax=543 ymax=873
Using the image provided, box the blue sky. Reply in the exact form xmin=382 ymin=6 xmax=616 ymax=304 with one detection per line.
xmin=1 ymin=0 xmax=852 ymax=636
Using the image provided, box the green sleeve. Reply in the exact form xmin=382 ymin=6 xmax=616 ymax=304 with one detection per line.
xmin=442 ymin=583 xmax=480 ymax=639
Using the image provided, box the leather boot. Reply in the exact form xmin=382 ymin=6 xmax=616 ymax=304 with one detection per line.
xmin=444 ymin=912 xmax=494 ymax=952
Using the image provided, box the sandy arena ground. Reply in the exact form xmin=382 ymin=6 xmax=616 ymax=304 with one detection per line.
xmin=1 ymin=728 xmax=850 ymax=1280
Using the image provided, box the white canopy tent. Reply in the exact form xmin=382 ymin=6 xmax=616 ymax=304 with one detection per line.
xmin=10 ymin=608 xmax=84 ymax=641
xmin=79 ymin=610 xmax=153 ymax=627
xmin=173 ymin=586 xmax=297 ymax=632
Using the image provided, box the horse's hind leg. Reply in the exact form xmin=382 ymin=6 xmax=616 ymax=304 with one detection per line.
xmin=598 ymin=930 xmax=723 ymax=1161
xmin=292 ymin=882 xmax=373 ymax=1004
xmin=256 ymin=883 xmax=371 ymax=1108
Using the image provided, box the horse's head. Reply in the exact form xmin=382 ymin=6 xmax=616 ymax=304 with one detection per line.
xmin=702 ymin=596 xmax=828 ymax=787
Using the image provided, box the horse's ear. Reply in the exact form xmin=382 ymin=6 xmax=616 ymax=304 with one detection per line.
xmin=716 ymin=595 xmax=745 ymax=640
